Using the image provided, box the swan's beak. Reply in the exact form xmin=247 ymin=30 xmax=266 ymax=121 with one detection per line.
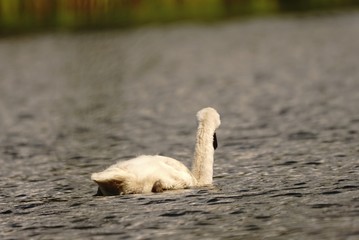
xmin=213 ymin=132 xmax=218 ymax=150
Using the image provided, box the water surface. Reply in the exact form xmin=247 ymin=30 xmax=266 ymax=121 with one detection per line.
xmin=1 ymin=13 xmax=359 ymax=239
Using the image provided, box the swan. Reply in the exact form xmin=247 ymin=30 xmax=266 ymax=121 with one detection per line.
xmin=91 ymin=107 xmax=221 ymax=195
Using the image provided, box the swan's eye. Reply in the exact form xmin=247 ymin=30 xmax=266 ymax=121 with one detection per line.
xmin=213 ymin=133 xmax=218 ymax=150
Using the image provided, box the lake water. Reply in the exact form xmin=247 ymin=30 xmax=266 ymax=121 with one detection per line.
xmin=0 ymin=12 xmax=358 ymax=239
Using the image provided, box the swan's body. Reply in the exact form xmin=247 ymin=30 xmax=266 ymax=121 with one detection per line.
xmin=91 ymin=155 xmax=196 ymax=195
xmin=91 ymin=107 xmax=220 ymax=195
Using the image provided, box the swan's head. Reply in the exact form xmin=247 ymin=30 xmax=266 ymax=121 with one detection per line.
xmin=197 ymin=107 xmax=220 ymax=150
xmin=196 ymin=107 xmax=221 ymax=129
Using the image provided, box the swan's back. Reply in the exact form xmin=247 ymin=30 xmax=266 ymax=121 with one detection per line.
xmin=91 ymin=155 xmax=196 ymax=195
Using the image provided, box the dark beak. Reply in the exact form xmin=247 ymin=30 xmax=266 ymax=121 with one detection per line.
xmin=213 ymin=132 xmax=218 ymax=150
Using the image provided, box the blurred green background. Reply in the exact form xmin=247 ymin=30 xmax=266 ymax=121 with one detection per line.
xmin=1 ymin=0 xmax=359 ymax=34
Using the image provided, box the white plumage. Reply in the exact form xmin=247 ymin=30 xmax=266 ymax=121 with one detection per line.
xmin=91 ymin=107 xmax=220 ymax=195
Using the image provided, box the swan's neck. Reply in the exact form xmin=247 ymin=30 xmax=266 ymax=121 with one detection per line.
xmin=191 ymin=122 xmax=215 ymax=186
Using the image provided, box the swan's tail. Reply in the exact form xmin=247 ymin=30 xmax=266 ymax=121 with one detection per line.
xmin=91 ymin=169 xmax=130 ymax=195
xmin=91 ymin=170 xmax=127 ymax=182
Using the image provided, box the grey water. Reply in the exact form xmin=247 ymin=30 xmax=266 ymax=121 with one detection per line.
xmin=1 ymin=13 xmax=359 ymax=239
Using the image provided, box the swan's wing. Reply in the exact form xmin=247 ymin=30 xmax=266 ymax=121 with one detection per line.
xmin=119 ymin=155 xmax=196 ymax=189
xmin=154 ymin=156 xmax=196 ymax=188
xmin=157 ymin=156 xmax=194 ymax=176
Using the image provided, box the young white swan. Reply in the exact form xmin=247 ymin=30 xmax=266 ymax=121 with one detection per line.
xmin=91 ymin=107 xmax=221 ymax=195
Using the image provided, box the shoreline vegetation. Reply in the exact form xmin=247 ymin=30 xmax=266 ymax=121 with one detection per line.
xmin=1 ymin=0 xmax=359 ymax=34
